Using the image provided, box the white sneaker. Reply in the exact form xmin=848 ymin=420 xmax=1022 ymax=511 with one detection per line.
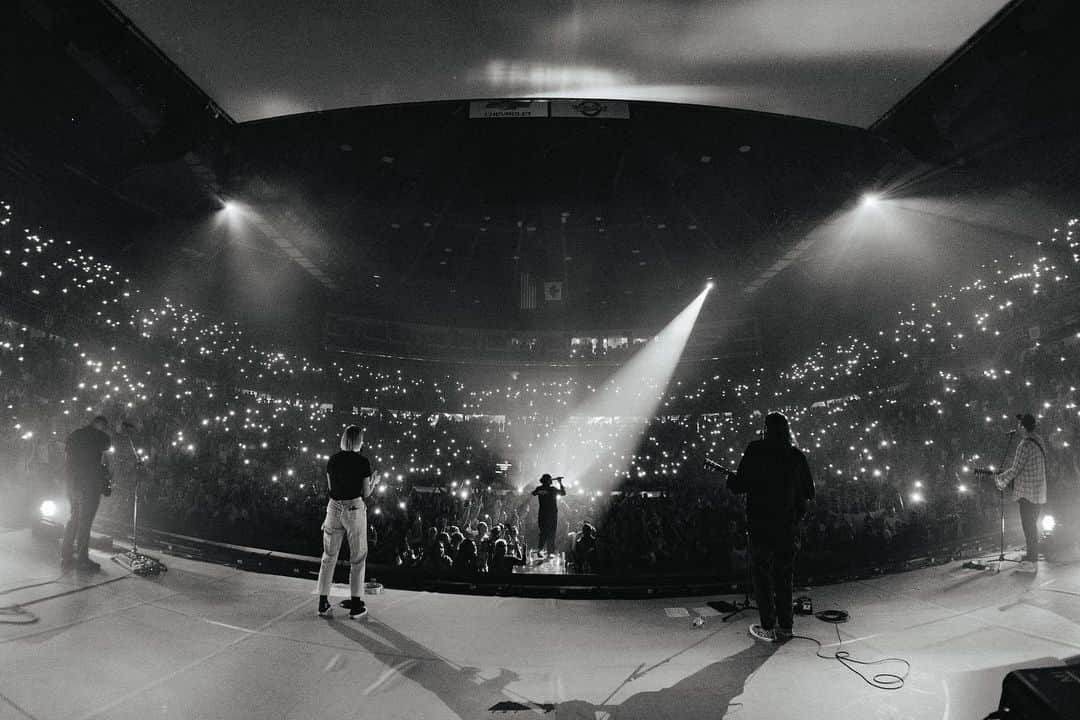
xmin=749 ymin=624 xmax=776 ymax=642
xmin=1016 ymin=560 xmax=1037 ymax=574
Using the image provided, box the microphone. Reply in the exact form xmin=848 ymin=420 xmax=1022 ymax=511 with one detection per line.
xmin=1005 ymin=429 xmax=1017 ymax=435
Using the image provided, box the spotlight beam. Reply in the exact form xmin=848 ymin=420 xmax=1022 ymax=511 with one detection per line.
xmin=520 ymin=287 xmax=711 ymax=490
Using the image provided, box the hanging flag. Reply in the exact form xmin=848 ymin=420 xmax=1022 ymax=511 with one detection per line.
xmin=520 ymin=272 xmax=537 ymax=310
xmin=543 ymin=281 xmax=564 ymax=302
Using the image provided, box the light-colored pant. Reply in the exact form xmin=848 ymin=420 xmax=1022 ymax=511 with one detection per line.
xmin=316 ymin=498 xmax=367 ymax=598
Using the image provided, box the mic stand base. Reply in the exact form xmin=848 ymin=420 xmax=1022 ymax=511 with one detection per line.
xmin=962 ymin=555 xmax=1022 ymax=573
xmin=112 ymin=549 xmax=168 ymax=577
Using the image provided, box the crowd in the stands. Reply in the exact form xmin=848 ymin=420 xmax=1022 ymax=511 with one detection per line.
xmin=2 ymin=198 xmax=1079 ymax=580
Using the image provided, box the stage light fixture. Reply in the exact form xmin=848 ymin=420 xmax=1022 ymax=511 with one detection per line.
xmin=1041 ymin=515 xmax=1056 ymax=533
xmin=861 ymin=192 xmax=881 ymax=207
xmin=39 ymin=500 xmax=57 ymax=518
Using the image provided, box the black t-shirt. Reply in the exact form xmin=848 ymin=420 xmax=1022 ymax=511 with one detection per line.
xmin=532 ymin=484 xmax=565 ymax=517
xmin=325 ymin=451 xmax=372 ymax=500
xmin=66 ymin=426 xmax=110 ymax=478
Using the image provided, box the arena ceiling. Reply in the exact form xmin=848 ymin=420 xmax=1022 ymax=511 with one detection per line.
xmin=109 ymin=0 xmax=1009 ymax=128
xmin=5 ymin=0 xmax=1079 ymax=338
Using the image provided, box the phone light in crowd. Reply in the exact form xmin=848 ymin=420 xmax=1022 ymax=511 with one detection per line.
xmin=39 ymin=500 xmax=57 ymax=518
xmin=910 ymin=491 xmax=924 ymax=503
xmin=1041 ymin=515 xmax=1056 ymax=533
xmin=398 ymin=501 xmax=406 ymax=510
xmin=914 ymin=480 xmax=923 ymax=488
xmin=373 ymin=507 xmax=381 ymax=515
xmin=378 ymin=484 xmax=386 ymax=494
xmin=958 ymin=484 xmax=968 ymax=493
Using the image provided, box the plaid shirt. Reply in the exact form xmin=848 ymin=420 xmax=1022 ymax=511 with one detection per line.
xmin=996 ymin=433 xmax=1047 ymax=504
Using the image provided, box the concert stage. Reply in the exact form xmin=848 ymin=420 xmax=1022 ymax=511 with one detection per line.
xmin=2 ymin=527 xmax=1079 ymax=720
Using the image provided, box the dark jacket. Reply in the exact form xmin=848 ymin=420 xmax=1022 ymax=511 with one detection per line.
xmin=728 ymin=437 xmax=815 ymax=546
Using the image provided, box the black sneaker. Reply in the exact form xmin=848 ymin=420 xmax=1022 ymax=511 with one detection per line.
xmin=317 ymin=598 xmax=333 ymax=617
xmin=349 ymin=602 xmax=368 ymax=621
xmin=76 ymin=557 xmax=101 ymax=573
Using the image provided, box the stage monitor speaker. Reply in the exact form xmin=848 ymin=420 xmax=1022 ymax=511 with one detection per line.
xmin=990 ymin=664 xmax=1080 ymax=720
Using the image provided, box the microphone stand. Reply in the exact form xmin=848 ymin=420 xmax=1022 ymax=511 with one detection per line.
xmin=701 ymin=459 xmax=759 ymax=620
xmin=963 ymin=432 xmax=1021 ymax=573
xmin=721 ymin=530 xmax=758 ymax=623
xmin=111 ymin=431 xmax=167 ymax=576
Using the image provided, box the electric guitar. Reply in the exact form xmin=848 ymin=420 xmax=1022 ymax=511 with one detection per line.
xmin=703 ymin=457 xmax=737 ymax=477
xmin=973 ymin=466 xmax=1011 ymax=490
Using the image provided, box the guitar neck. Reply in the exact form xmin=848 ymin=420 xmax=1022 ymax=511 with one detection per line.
xmin=704 ymin=458 xmax=735 ymax=476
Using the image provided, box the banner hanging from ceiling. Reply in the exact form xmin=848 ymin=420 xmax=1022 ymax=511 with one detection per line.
xmin=543 ymin=281 xmax=564 ymax=302
xmin=468 ymin=99 xmax=630 ymax=119
xmin=550 ymin=100 xmax=630 ymax=119
xmin=469 ymin=100 xmax=549 ymax=119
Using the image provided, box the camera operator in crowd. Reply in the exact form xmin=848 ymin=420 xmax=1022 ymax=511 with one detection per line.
xmin=729 ymin=412 xmax=815 ymax=643
xmin=532 ymin=473 xmax=566 ymax=557
xmin=61 ymin=415 xmax=111 ymax=572
xmin=994 ymin=413 xmax=1046 ymax=573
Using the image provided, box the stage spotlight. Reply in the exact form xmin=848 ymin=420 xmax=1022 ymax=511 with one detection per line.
xmin=910 ymin=491 xmax=924 ymax=503
xmin=1041 ymin=515 xmax=1056 ymax=533
xmin=39 ymin=500 xmax=57 ymax=518
xmin=524 ymin=286 xmax=711 ymax=491
xmin=860 ymin=192 xmax=882 ymax=207
xmin=705 ymin=278 xmax=715 ymax=290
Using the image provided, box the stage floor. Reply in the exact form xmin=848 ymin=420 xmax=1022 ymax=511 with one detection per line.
xmin=2 ymin=528 xmax=1079 ymax=720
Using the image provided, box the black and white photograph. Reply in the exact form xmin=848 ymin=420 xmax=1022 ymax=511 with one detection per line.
xmin=2 ymin=1 xmax=1079 ymax=718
